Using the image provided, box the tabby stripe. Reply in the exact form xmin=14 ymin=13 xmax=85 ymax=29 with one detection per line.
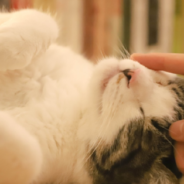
xmin=172 ymin=88 xmax=181 ymax=98
xmin=179 ymin=86 xmax=184 ymax=94
xmin=151 ymin=119 xmax=167 ymax=133
xmin=177 ymin=102 xmax=184 ymax=109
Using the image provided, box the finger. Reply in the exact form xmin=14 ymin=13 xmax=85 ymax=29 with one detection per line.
xmin=175 ymin=142 xmax=184 ymax=174
xmin=131 ymin=53 xmax=184 ymax=75
xmin=169 ymin=120 xmax=184 ymax=142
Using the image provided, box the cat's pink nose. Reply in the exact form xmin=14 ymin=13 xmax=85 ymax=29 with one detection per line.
xmin=122 ymin=69 xmax=141 ymax=87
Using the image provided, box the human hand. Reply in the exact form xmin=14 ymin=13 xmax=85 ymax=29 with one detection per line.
xmin=131 ymin=53 xmax=184 ymax=75
xmin=131 ymin=53 xmax=184 ymax=174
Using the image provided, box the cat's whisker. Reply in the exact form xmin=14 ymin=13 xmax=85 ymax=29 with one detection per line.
xmin=84 ymin=100 xmax=116 ymax=164
xmin=154 ymin=123 xmax=178 ymax=136
xmin=84 ymin=136 xmax=104 ymax=165
xmin=160 ymin=134 xmax=184 ymax=163
xmin=85 ymin=99 xmax=119 ymax=162
xmin=116 ymin=46 xmax=127 ymax=60
xmin=155 ymin=124 xmax=170 ymax=132
xmin=112 ymin=40 xmax=124 ymax=59
xmin=113 ymin=46 xmax=126 ymax=59
xmin=99 ymin=49 xmax=106 ymax=60
xmin=83 ymin=123 xmax=106 ymax=164
xmin=162 ymin=134 xmax=175 ymax=149
xmin=156 ymin=124 xmax=184 ymax=163
xmin=129 ymin=46 xmax=135 ymax=56
xmin=84 ymin=122 xmax=109 ymax=164
xmin=117 ymin=38 xmax=130 ymax=59
xmin=81 ymin=105 xmax=104 ymax=162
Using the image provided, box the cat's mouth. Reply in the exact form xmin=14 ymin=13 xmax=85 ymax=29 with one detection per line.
xmin=103 ymin=69 xmax=139 ymax=90
xmin=122 ymin=68 xmax=141 ymax=88
xmin=102 ymin=68 xmax=140 ymax=91
xmin=122 ymin=69 xmax=133 ymax=87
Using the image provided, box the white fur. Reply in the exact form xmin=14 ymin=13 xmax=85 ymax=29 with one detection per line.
xmin=0 ymin=9 xmax=180 ymax=184
xmin=0 ymin=112 xmax=42 ymax=184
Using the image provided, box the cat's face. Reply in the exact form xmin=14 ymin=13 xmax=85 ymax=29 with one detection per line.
xmin=80 ymin=58 xmax=183 ymax=184
xmin=85 ymin=58 xmax=179 ymax=140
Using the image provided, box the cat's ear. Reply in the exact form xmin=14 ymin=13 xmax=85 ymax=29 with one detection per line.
xmin=0 ymin=9 xmax=58 ymax=71
xmin=145 ymin=163 xmax=179 ymax=184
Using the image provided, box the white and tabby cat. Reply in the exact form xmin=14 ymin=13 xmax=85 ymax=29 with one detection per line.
xmin=0 ymin=9 xmax=183 ymax=184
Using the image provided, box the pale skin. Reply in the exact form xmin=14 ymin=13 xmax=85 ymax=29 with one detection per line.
xmin=131 ymin=53 xmax=184 ymax=174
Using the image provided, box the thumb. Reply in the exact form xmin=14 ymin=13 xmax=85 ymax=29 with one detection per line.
xmin=169 ymin=120 xmax=184 ymax=142
xmin=175 ymin=142 xmax=184 ymax=174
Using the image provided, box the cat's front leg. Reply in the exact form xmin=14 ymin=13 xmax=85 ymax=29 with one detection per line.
xmin=0 ymin=9 xmax=58 ymax=71
xmin=0 ymin=112 xmax=42 ymax=184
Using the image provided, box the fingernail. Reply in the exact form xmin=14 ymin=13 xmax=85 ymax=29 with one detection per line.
xmin=170 ymin=121 xmax=184 ymax=140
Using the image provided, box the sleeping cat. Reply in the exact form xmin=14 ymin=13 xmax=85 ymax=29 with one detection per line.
xmin=0 ymin=9 xmax=183 ymax=184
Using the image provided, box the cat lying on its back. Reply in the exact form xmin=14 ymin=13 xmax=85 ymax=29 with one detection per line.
xmin=0 ymin=9 xmax=183 ymax=184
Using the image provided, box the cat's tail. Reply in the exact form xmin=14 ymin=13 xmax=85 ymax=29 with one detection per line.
xmin=0 ymin=9 xmax=59 ymax=71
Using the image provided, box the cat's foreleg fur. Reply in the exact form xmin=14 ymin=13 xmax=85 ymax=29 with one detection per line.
xmin=0 ymin=112 xmax=42 ymax=184
xmin=0 ymin=9 xmax=58 ymax=71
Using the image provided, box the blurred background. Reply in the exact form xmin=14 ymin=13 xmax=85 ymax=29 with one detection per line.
xmin=0 ymin=0 xmax=183 ymax=62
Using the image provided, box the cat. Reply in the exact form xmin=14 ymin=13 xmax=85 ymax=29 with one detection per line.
xmin=0 ymin=9 xmax=183 ymax=184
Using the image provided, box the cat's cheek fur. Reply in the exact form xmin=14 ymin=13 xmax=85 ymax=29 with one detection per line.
xmin=141 ymin=86 xmax=177 ymax=118
xmin=87 ymin=58 xmax=119 ymax=104
xmin=0 ymin=112 xmax=42 ymax=184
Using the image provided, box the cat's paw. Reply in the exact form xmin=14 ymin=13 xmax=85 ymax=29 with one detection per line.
xmin=0 ymin=32 xmax=34 ymax=71
xmin=0 ymin=9 xmax=58 ymax=71
xmin=0 ymin=112 xmax=42 ymax=184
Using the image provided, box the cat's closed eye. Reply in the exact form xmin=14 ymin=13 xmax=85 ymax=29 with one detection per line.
xmin=152 ymin=71 xmax=175 ymax=87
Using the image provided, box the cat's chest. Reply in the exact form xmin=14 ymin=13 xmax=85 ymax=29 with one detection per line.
xmin=0 ymin=66 xmax=85 ymax=109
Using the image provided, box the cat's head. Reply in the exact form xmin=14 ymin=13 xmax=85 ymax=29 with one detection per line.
xmin=79 ymin=58 xmax=183 ymax=184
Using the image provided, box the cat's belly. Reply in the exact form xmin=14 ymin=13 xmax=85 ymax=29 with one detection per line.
xmin=6 ymin=85 xmax=85 ymax=183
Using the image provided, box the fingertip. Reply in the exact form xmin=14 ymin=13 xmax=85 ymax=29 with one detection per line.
xmin=169 ymin=121 xmax=184 ymax=141
xmin=130 ymin=53 xmax=145 ymax=61
xmin=130 ymin=54 xmax=148 ymax=68
xmin=130 ymin=53 xmax=138 ymax=60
